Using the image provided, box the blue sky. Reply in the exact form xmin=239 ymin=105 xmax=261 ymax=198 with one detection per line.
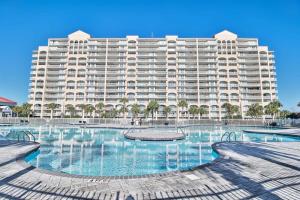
xmin=0 ymin=0 xmax=299 ymax=111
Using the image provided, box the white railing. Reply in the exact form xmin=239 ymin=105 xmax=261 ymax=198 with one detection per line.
xmin=0 ymin=117 xmax=285 ymax=128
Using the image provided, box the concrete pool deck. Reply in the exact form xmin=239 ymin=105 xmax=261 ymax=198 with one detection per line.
xmin=1 ymin=140 xmax=300 ymax=199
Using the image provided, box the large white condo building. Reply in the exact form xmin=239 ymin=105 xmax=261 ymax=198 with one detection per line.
xmin=28 ymin=30 xmax=277 ymax=119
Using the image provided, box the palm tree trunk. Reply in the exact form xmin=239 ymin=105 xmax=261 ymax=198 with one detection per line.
xmin=51 ymin=110 xmax=53 ymax=119
xmin=179 ymin=108 xmax=182 ymax=120
xmin=151 ymin=111 xmax=154 ymax=125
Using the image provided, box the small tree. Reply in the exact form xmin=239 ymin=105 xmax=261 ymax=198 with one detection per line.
xmin=131 ymin=103 xmax=140 ymax=119
xmin=188 ymin=105 xmax=199 ymax=119
xmin=199 ymin=106 xmax=208 ymax=119
xmin=65 ymin=104 xmax=76 ymax=118
xmin=280 ymin=110 xmax=290 ymax=119
xmin=102 ymin=110 xmax=109 ymax=118
xmin=119 ymin=98 xmax=129 ymax=119
xmin=21 ymin=103 xmax=32 ymax=120
xmin=264 ymin=100 xmax=282 ymax=120
xmin=143 ymin=108 xmax=150 ymax=119
xmin=77 ymin=104 xmax=86 ymax=118
xmin=177 ymin=100 xmax=188 ymax=119
xmin=12 ymin=106 xmax=23 ymax=117
xmin=163 ymin=106 xmax=171 ymax=119
xmin=108 ymin=108 xmax=118 ymax=118
xmin=95 ymin=102 xmax=104 ymax=118
xmin=46 ymin=103 xmax=59 ymax=119
xmin=246 ymin=103 xmax=263 ymax=119
xmin=280 ymin=110 xmax=291 ymax=125
xmin=84 ymin=104 xmax=95 ymax=118
xmin=146 ymin=100 xmax=159 ymax=120
xmin=222 ymin=103 xmax=239 ymax=119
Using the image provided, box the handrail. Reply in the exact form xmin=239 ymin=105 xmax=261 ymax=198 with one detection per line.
xmin=221 ymin=131 xmax=237 ymax=142
xmin=177 ymin=126 xmax=186 ymax=136
xmin=23 ymin=131 xmax=36 ymax=142
xmin=123 ymin=127 xmax=135 ymax=136
xmin=6 ymin=130 xmax=36 ymax=142
xmin=228 ymin=132 xmax=237 ymax=142
xmin=221 ymin=132 xmax=230 ymax=142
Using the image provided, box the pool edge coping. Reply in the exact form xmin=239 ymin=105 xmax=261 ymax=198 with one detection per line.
xmin=15 ymin=126 xmax=300 ymax=180
xmin=16 ymin=142 xmax=224 ymax=180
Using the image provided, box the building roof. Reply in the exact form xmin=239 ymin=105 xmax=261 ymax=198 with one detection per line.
xmin=0 ymin=97 xmax=17 ymax=106
xmin=214 ymin=30 xmax=237 ymax=40
xmin=68 ymin=30 xmax=91 ymax=40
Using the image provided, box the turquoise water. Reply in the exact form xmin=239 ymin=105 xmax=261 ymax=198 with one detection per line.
xmin=2 ymin=125 xmax=300 ymax=176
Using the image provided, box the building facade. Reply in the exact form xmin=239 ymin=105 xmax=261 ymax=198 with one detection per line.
xmin=28 ymin=30 xmax=277 ymax=119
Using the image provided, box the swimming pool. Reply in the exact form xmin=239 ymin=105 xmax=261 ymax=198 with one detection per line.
xmin=2 ymin=125 xmax=300 ymax=176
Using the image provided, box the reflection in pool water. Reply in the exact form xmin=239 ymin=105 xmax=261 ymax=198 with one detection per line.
xmin=3 ymin=125 xmax=300 ymax=176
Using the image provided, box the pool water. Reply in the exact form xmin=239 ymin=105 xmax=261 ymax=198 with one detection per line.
xmin=2 ymin=125 xmax=300 ymax=176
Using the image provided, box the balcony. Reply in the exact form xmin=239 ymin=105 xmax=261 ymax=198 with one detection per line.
xmin=48 ymin=59 xmax=67 ymax=63
xmin=47 ymin=65 xmax=65 ymax=69
xmin=240 ymin=77 xmax=260 ymax=82
xmin=240 ymin=83 xmax=260 ymax=87
xmin=242 ymin=96 xmax=261 ymax=100
xmin=240 ymin=71 xmax=259 ymax=76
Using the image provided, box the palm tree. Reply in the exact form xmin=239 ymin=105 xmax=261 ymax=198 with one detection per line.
xmin=280 ymin=109 xmax=291 ymax=125
xmin=177 ymin=100 xmax=188 ymax=119
xmin=246 ymin=103 xmax=263 ymax=119
xmin=84 ymin=104 xmax=95 ymax=118
xmin=264 ymin=104 xmax=273 ymax=119
xmin=102 ymin=110 xmax=109 ymax=118
xmin=280 ymin=110 xmax=290 ymax=119
xmin=131 ymin=103 xmax=140 ymax=119
xmin=199 ymin=106 xmax=208 ymax=119
xmin=12 ymin=106 xmax=22 ymax=117
xmin=188 ymin=105 xmax=199 ymax=119
xmin=77 ymin=104 xmax=86 ymax=118
xmin=297 ymin=102 xmax=300 ymax=107
xmin=146 ymin=100 xmax=159 ymax=120
xmin=143 ymin=108 xmax=150 ymax=119
xmin=107 ymin=108 xmax=118 ymax=118
xmin=264 ymin=100 xmax=282 ymax=120
xmin=163 ymin=106 xmax=171 ymax=119
xmin=65 ymin=104 xmax=76 ymax=118
xmin=46 ymin=103 xmax=59 ymax=119
xmin=119 ymin=97 xmax=129 ymax=119
xmin=95 ymin=102 xmax=104 ymax=118
xmin=222 ymin=103 xmax=239 ymax=119
xmin=21 ymin=103 xmax=32 ymax=120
